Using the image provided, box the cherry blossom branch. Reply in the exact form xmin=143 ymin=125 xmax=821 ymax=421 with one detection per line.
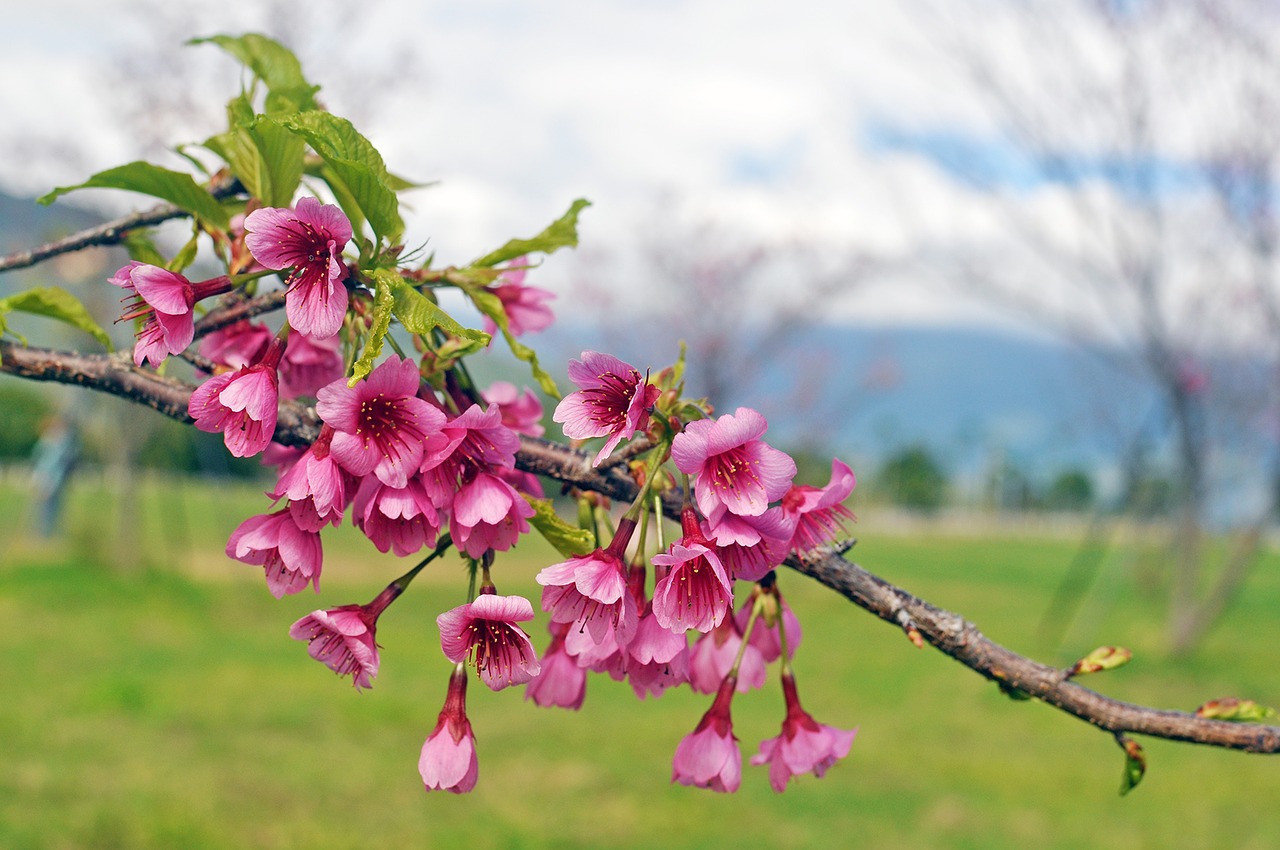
xmin=1 ymin=340 xmax=1277 ymax=754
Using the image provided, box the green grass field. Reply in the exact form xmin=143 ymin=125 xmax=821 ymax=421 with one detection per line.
xmin=1 ymin=475 xmax=1277 ymax=849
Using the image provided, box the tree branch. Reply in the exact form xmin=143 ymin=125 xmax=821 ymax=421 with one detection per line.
xmin=1 ymin=339 xmax=1276 ymax=754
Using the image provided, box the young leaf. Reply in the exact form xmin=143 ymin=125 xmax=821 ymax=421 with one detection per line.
xmin=349 ymin=279 xmax=395 ymax=385
xmin=190 ymin=33 xmax=320 ymax=111
xmin=0 ymin=287 xmax=112 ymax=353
xmin=384 ymin=272 xmax=490 ymax=355
xmin=524 ymin=495 xmax=596 ymax=557
xmin=1194 ymin=698 xmax=1278 ymax=722
xmin=471 ymin=198 xmax=591 ymax=268
xmin=276 ymin=112 xmax=404 ymax=243
xmin=1117 ymin=735 xmax=1146 ymax=796
xmin=466 ymin=284 xmax=561 ymax=397
xmin=1068 ymin=646 xmax=1132 ymax=678
xmin=204 ymin=95 xmax=305 ymax=207
xmin=39 ymin=162 xmax=231 ymax=230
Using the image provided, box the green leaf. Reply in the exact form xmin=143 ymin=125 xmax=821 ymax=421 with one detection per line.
xmin=525 ymin=496 xmax=595 ymax=557
xmin=466 ymin=285 xmax=561 ymax=397
xmin=190 ymin=33 xmax=320 ymax=111
xmin=349 ymin=278 xmax=395 ymax=385
xmin=1194 ymin=698 xmax=1278 ymax=722
xmin=0 ymin=287 xmax=112 ymax=357
xmin=276 ymin=112 xmax=403 ymax=243
xmin=1068 ymin=646 xmax=1132 ymax=677
xmin=121 ymin=232 xmax=166 ymax=267
xmin=39 ymin=162 xmax=231 ymax=230
xmin=205 ymin=95 xmax=305 ymax=207
xmin=1118 ymin=736 xmax=1145 ymax=796
xmin=385 ymin=272 xmax=490 ymax=354
xmin=471 ymin=198 xmax=591 ymax=267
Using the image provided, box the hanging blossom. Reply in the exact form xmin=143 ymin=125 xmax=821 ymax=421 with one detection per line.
xmin=481 ymin=381 xmax=545 ymax=437
xmin=780 ymin=458 xmax=856 ymax=554
xmin=351 ymin=476 xmax=442 ymax=557
xmin=198 ymin=319 xmax=272 ymax=370
xmin=688 ymin=616 xmax=767 ymax=694
xmin=109 ymin=262 xmax=232 ymax=367
xmin=268 ymin=424 xmax=351 ymax=532
xmin=751 ymin=671 xmax=856 ymax=792
xmin=702 ymin=507 xmax=791 ymax=583
xmin=536 ymin=517 xmax=640 ymax=646
xmin=736 ymin=587 xmax=802 ymax=664
xmin=419 ymin=665 xmax=479 ymax=794
xmin=481 ymin=256 xmax=555 ymax=337
xmin=671 ymin=407 xmax=797 ymax=523
xmin=189 ymin=335 xmax=286 ymax=458
xmin=525 ymin=621 xmax=587 ymax=710
xmin=226 ymin=509 xmax=322 ymax=598
xmin=552 ymin=351 xmax=660 ymax=466
xmin=672 ymin=674 xmax=742 ymax=793
xmin=419 ymin=402 xmax=520 ymax=508
xmin=279 ymin=331 xmax=345 ymax=400
xmin=244 ymin=197 xmax=353 ymax=338
xmin=289 ymin=580 xmax=407 ymax=691
xmin=437 ymin=591 xmax=541 ymax=691
xmin=450 ymin=471 xmax=536 ymax=558
xmin=315 ymin=355 xmax=447 ymax=488
xmin=651 ymin=508 xmax=734 ymax=635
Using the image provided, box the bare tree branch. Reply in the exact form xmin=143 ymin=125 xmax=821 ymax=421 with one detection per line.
xmin=2 ymin=338 xmax=1276 ymax=755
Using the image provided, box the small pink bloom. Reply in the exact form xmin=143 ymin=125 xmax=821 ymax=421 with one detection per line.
xmin=350 ymin=475 xmax=442 ymax=556
xmin=419 ymin=666 xmax=479 ymax=794
xmin=280 ymin=331 xmax=345 ymax=399
xmin=750 ymin=673 xmax=856 ymax=792
xmin=269 ymin=425 xmax=351 ymax=531
xmin=437 ymin=592 xmax=540 ymax=691
xmin=226 ymin=509 xmax=322 ymax=598
xmin=198 ymin=320 xmax=273 ymax=370
xmin=671 ymin=407 xmax=797 ymax=523
xmin=651 ymin=511 xmax=734 ymax=635
xmin=111 ymin=262 xmax=233 ymax=366
xmin=450 ymin=471 xmax=536 ymax=558
xmin=703 ymin=507 xmax=792 ymax=582
xmin=481 ymin=381 xmax=545 ymax=437
xmin=189 ymin=337 xmax=285 ymax=458
xmin=672 ymin=675 xmax=741 ymax=793
xmin=627 ymin=603 xmax=691 ymax=699
xmin=315 ymin=355 xmax=446 ymax=488
xmin=552 ymin=351 xmax=660 ymax=466
xmin=526 ymin=622 xmax=587 ymax=710
xmin=288 ymin=582 xmax=403 ymax=690
xmin=536 ymin=540 xmax=639 ymax=646
xmin=244 ymin=197 xmax=353 ymax=338
xmin=481 ymin=257 xmax=555 ymax=337
xmin=419 ymin=403 xmax=522 ymax=509
xmin=780 ymin=458 xmax=856 ymax=553
xmin=688 ymin=616 xmax=767 ymax=694
xmin=736 ymin=591 xmax=802 ymax=664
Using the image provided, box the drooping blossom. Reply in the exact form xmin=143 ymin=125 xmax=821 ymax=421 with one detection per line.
xmin=289 ymin=580 xmax=405 ymax=690
xmin=536 ymin=518 xmax=639 ymax=646
xmin=260 ymin=441 xmax=306 ymax=477
xmin=627 ymin=602 xmax=691 ymax=699
xmin=750 ymin=672 xmax=856 ymax=792
xmin=437 ymin=591 xmax=541 ymax=691
xmin=780 ymin=458 xmax=856 ymax=554
xmin=703 ymin=507 xmax=792 ymax=582
xmin=552 ymin=351 xmax=660 ymax=466
xmin=315 ymin=355 xmax=446 ymax=488
xmin=269 ymin=426 xmax=351 ymax=531
xmin=563 ymin=617 xmax=629 ymax=679
xmin=419 ymin=665 xmax=479 ymax=794
xmin=688 ymin=616 xmax=767 ymax=694
xmin=671 ymin=407 xmax=797 ymax=523
xmin=651 ymin=509 xmax=734 ymax=634
xmin=226 ymin=509 xmax=322 ymax=598
xmin=279 ymin=331 xmax=345 ymax=399
xmin=189 ymin=336 xmax=286 ymax=458
xmin=481 ymin=257 xmax=555 ymax=337
xmin=672 ymin=675 xmax=741 ymax=793
xmin=526 ymin=621 xmax=587 ymax=710
xmin=450 ymin=471 xmax=536 ymax=558
xmin=736 ymin=587 xmax=802 ymax=664
xmin=482 ymin=380 xmax=545 ymax=437
xmin=351 ymin=476 xmax=442 ymax=556
xmin=419 ymin=403 xmax=521 ymax=508
xmin=244 ymin=197 xmax=353 ymax=338
xmin=198 ymin=319 xmax=272 ymax=370
xmin=110 ymin=262 xmax=232 ymax=366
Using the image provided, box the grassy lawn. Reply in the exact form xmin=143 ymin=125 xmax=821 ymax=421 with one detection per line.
xmin=1 ymin=474 xmax=1277 ymax=849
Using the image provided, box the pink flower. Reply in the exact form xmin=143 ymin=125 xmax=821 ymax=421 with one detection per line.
xmin=688 ymin=616 xmax=767 ymax=694
xmin=315 ymin=355 xmax=446 ymax=488
xmin=269 ymin=425 xmax=351 ymax=531
xmin=481 ymin=381 xmax=545 ymax=437
xmin=450 ymin=471 xmax=536 ymax=558
xmin=671 ymin=407 xmax=797 ymax=523
xmin=651 ymin=510 xmax=734 ymax=634
xmin=244 ymin=197 xmax=353 ymax=338
xmin=279 ymin=331 xmax=345 ymax=399
xmin=288 ymin=582 xmax=403 ymax=690
xmin=626 ymin=603 xmax=691 ymax=699
xmin=420 ymin=403 xmax=521 ymax=508
xmin=702 ymin=508 xmax=792 ymax=582
xmin=736 ymin=590 xmax=802 ymax=664
xmin=226 ymin=509 xmax=322 ymax=598
xmin=351 ymin=476 xmax=442 ymax=556
xmin=552 ymin=351 xmax=660 ymax=466
xmin=526 ymin=622 xmax=587 ymax=710
xmin=198 ymin=320 xmax=272 ymax=370
xmin=437 ymin=592 xmax=540 ymax=691
xmin=189 ymin=337 xmax=286 ymax=458
xmin=419 ymin=665 xmax=479 ymax=794
xmin=110 ymin=262 xmax=232 ymax=367
xmin=536 ymin=539 xmax=639 ymax=646
xmin=750 ymin=672 xmax=856 ymax=792
xmin=481 ymin=257 xmax=555 ymax=337
xmin=780 ymin=458 xmax=856 ymax=553
xmin=672 ymin=675 xmax=741 ymax=793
